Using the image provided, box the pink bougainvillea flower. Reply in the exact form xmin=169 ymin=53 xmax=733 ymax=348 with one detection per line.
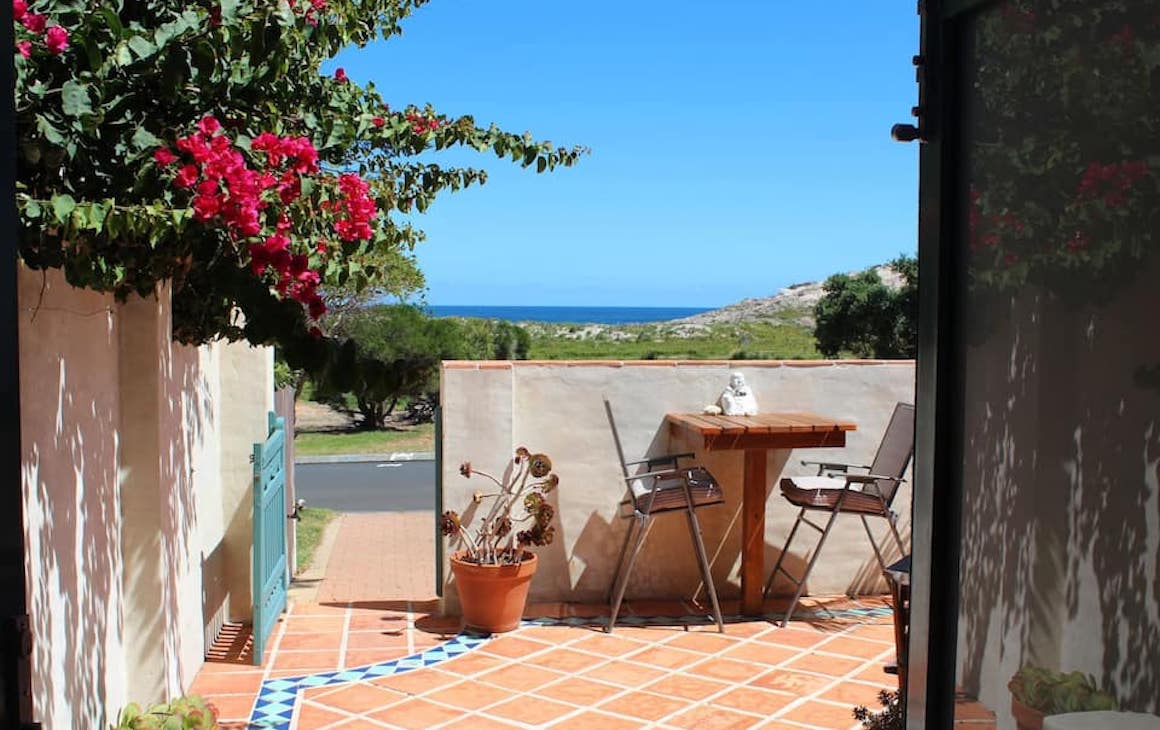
xmin=16 ymin=40 xmax=31 ymax=58
xmin=333 ymin=67 xmax=347 ymax=82
xmin=197 ymin=115 xmax=222 ymax=136
xmin=372 ymin=117 xmax=384 ymax=127
xmin=21 ymin=12 xmax=45 ymax=33
xmin=153 ymin=148 xmax=177 ymax=166
xmin=174 ymin=164 xmax=200 ymax=189
xmin=12 ymin=0 xmax=27 ymax=21
xmin=44 ymin=25 xmax=68 ymax=54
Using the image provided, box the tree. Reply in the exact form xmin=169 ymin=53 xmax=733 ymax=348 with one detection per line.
xmin=814 ymin=255 xmax=917 ymax=359
xmin=14 ymin=0 xmax=585 ymax=379
xmin=319 ymin=305 xmax=530 ymax=428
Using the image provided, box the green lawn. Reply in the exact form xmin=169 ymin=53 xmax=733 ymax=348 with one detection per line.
xmin=294 ymin=423 xmax=435 ymax=456
xmin=528 ymin=321 xmax=820 ymax=360
xmin=295 ymin=506 xmax=338 ymax=574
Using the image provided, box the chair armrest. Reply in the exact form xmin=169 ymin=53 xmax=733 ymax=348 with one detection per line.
xmin=801 ymin=460 xmax=872 ymax=472
xmin=625 ymin=453 xmax=696 ymax=469
xmin=843 ymin=473 xmax=904 ymax=484
xmin=626 ymin=467 xmax=690 ymax=483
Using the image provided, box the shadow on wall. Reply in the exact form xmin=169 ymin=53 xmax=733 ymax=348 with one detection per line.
xmin=159 ymin=342 xmax=214 ymax=689
xmin=957 ymin=265 xmax=1160 ymax=713
xmin=22 ymin=297 xmax=122 ymax=727
xmin=22 ymin=278 xmax=219 ymax=724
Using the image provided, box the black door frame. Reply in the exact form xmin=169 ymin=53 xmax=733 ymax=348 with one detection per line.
xmin=908 ymin=0 xmax=995 ymax=727
xmin=1 ymin=0 xmax=36 ymax=726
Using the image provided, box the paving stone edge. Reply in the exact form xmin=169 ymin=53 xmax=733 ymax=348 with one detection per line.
xmin=295 ymin=451 xmax=435 ymax=464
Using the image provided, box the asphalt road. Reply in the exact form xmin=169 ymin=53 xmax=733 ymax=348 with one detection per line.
xmin=294 ymin=460 xmax=436 ymax=512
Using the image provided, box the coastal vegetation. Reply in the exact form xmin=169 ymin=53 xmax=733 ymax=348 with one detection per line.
xmin=525 ymin=318 xmax=819 ymax=360
xmin=815 ymin=255 xmax=917 ymax=359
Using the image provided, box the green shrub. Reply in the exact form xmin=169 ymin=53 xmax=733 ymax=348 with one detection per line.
xmin=853 ymin=688 xmax=903 ymax=730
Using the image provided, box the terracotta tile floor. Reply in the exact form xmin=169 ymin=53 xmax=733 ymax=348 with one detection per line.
xmin=192 ymin=595 xmax=907 ymax=729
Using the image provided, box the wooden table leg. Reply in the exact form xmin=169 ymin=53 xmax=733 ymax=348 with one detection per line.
xmin=741 ymin=449 xmax=766 ymax=615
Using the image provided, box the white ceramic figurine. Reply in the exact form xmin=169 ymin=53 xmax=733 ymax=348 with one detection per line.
xmin=718 ymin=371 xmax=759 ymax=416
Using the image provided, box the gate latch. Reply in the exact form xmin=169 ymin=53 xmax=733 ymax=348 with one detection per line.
xmin=288 ymin=498 xmax=306 ymax=520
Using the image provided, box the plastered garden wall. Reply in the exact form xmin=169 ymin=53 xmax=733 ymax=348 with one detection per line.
xmin=19 ymin=266 xmax=272 ymax=727
xmin=440 ymin=360 xmax=915 ymax=612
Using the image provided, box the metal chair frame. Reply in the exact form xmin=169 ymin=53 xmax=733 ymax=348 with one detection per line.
xmin=604 ymin=399 xmax=725 ymax=633
xmin=762 ymin=402 xmax=914 ymax=626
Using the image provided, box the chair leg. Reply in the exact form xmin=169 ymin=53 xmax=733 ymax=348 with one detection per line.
xmin=608 ymin=514 xmax=651 ymax=633
xmin=607 ymin=512 xmax=638 ymax=603
xmin=780 ymin=508 xmax=843 ymax=627
xmin=764 ymin=507 xmax=806 ymax=598
xmin=886 ymin=512 xmax=907 ymax=557
xmin=685 ymin=508 xmax=725 ymax=633
xmin=860 ymin=516 xmax=889 ymax=573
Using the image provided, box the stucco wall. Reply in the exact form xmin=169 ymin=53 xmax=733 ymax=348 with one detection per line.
xmin=955 ymin=262 xmax=1160 ymax=720
xmin=440 ymin=360 xmax=915 ymax=611
xmin=19 ymin=267 xmax=272 ymax=727
xmin=20 ymin=267 xmax=127 ymax=726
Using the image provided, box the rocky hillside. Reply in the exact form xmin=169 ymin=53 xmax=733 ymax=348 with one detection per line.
xmin=673 ymin=264 xmax=903 ymax=328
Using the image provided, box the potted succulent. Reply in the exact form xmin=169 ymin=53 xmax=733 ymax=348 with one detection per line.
xmin=112 ymin=695 xmax=219 ymax=729
xmin=1008 ymin=666 xmax=1117 ymax=730
xmin=440 ymin=447 xmax=559 ymax=633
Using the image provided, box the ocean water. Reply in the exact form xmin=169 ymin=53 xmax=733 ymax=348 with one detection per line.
xmin=425 ymin=305 xmax=711 ymax=324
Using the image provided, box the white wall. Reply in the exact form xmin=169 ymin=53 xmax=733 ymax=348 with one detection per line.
xmin=19 ymin=266 xmax=272 ymax=727
xmin=440 ymin=360 xmax=915 ymax=611
xmin=20 ymin=267 xmax=127 ymax=726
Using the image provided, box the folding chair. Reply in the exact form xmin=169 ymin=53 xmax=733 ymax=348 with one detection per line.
xmin=604 ymin=399 xmax=726 ymax=633
xmin=763 ymin=402 xmax=914 ymax=626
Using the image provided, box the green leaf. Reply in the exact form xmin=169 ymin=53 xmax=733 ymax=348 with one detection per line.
xmin=128 ymin=35 xmax=157 ymax=61
xmin=131 ymin=127 xmax=162 ymax=151
xmin=36 ymin=115 xmax=65 ymax=145
xmin=86 ymin=203 xmax=109 ymax=232
xmin=60 ymin=81 xmax=93 ymax=118
xmin=220 ymin=0 xmax=240 ymax=21
xmin=51 ymin=194 xmax=76 ymax=223
xmin=99 ymin=7 xmax=124 ymax=36
xmin=114 ymin=42 xmax=133 ymax=67
xmin=23 ymin=199 xmax=41 ymax=218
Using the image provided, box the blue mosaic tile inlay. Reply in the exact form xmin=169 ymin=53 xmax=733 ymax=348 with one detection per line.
xmin=247 ymin=631 xmax=490 ymax=729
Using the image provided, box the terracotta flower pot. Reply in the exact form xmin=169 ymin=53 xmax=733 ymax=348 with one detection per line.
xmin=449 ymin=550 xmax=537 ymax=633
xmin=1010 ymin=696 xmax=1046 ymax=730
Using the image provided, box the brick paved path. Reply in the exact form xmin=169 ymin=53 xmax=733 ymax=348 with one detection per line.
xmin=316 ymin=512 xmax=438 ymax=604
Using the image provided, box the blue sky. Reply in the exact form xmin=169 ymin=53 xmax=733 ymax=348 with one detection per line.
xmin=330 ymin=2 xmax=919 ymax=307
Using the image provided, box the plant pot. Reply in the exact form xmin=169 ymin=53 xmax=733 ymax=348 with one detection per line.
xmin=1010 ymin=697 xmax=1046 ymax=730
xmin=449 ymin=550 xmax=537 ymax=633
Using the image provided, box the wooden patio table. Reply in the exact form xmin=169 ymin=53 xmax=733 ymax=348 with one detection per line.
xmin=666 ymin=411 xmax=857 ymax=616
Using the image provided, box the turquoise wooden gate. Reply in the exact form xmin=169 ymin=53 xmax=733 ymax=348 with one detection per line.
xmin=252 ymin=412 xmax=288 ymax=665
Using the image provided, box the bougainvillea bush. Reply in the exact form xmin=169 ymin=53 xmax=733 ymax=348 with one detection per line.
xmin=966 ymin=1 xmax=1158 ymax=301
xmin=14 ymin=0 xmax=584 ymax=374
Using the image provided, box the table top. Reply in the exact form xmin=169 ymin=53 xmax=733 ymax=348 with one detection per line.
xmin=666 ymin=411 xmax=856 ymax=451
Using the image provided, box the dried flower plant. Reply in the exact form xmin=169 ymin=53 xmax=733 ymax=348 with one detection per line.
xmin=440 ymin=447 xmax=559 ymax=565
